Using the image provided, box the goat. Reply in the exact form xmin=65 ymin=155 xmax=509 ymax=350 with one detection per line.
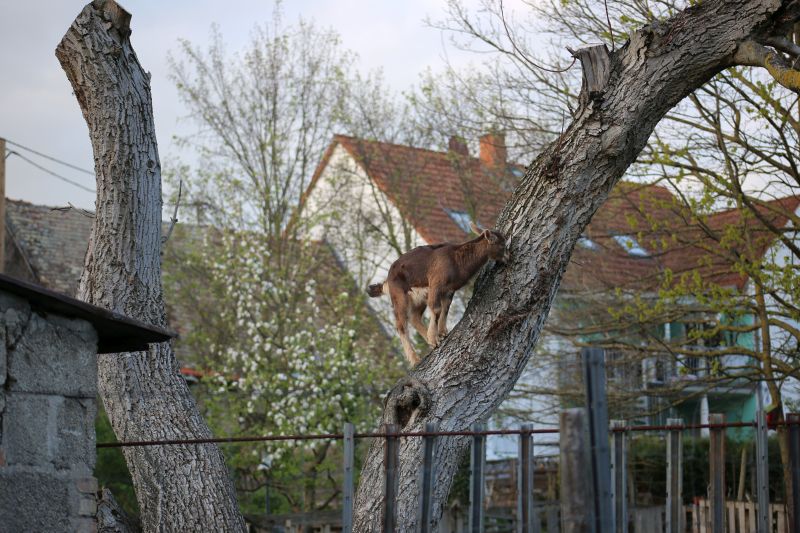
xmin=367 ymin=222 xmax=511 ymax=366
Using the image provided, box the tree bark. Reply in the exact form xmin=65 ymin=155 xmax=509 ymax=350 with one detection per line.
xmin=353 ymin=1 xmax=800 ymax=531
xmin=56 ymin=2 xmax=245 ymax=531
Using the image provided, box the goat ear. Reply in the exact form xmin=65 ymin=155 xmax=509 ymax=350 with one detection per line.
xmin=484 ymin=230 xmax=498 ymax=243
xmin=469 ymin=221 xmax=482 ymax=235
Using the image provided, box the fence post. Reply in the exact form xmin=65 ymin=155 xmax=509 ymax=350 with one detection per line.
xmin=383 ymin=423 xmax=400 ymax=533
xmin=469 ymin=422 xmax=486 ymax=533
xmin=342 ymin=422 xmax=355 ymax=533
xmin=610 ymin=420 xmax=627 ymax=533
xmin=418 ymin=422 xmax=437 ymax=533
xmin=788 ymin=413 xmax=800 ymax=533
xmin=665 ymin=418 xmax=683 ymax=533
xmin=582 ymin=347 xmax=614 ymax=533
xmin=518 ymin=423 xmax=536 ymax=533
xmin=560 ymin=408 xmax=594 ymax=533
xmin=755 ymin=409 xmax=770 ymax=533
xmin=708 ymin=413 xmax=726 ymax=533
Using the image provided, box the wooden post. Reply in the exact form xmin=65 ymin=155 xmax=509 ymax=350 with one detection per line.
xmin=469 ymin=423 xmax=486 ymax=533
xmin=610 ymin=420 xmax=627 ymax=533
xmin=342 ymin=422 xmax=355 ymax=533
xmin=666 ymin=418 xmax=683 ymax=533
xmin=383 ymin=423 xmax=400 ymax=533
xmin=0 ymin=137 xmax=6 ymax=273
xmin=418 ymin=422 xmax=437 ymax=533
xmin=518 ymin=424 xmax=536 ymax=533
xmin=788 ymin=413 xmax=800 ymax=533
xmin=560 ymin=408 xmax=593 ymax=533
xmin=755 ymin=409 xmax=770 ymax=533
xmin=582 ymin=348 xmax=613 ymax=533
xmin=708 ymin=413 xmax=726 ymax=533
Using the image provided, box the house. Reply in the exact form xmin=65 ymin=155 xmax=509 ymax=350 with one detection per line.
xmin=1 ymin=199 xmax=394 ymax=379
xmin=302 ymin=133 xmax=800 ymax=446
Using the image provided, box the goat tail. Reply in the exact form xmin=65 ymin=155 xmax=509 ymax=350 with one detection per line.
xmin=366 ymin=282 xmax=386 ymax=298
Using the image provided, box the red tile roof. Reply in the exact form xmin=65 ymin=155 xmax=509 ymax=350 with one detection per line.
xmin=310 ymin=135 xmax=800 ymax=293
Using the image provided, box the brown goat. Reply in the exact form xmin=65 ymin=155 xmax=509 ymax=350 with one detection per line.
xmin=367 ymin=222 xmax=510 ymax=365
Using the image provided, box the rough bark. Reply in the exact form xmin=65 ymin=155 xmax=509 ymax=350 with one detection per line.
xmin=353 ymin=1 xmax=800 ymax=531
xmin=56 ymin=2 xmax=245 ymax=531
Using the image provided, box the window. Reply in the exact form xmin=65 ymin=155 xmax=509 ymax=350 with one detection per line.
xmin=577 ymin=235 xmax=599 ymax=250
xmin=444 ymin=209 xmax=473 ymax=234
xmin=611 ymin=234 xmax=649 ymax=257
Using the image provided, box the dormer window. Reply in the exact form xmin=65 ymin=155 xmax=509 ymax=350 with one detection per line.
xmin=612 ymin=234 xmax=649 ymax=257
xmin=577 ymin=235 xmax=599 ymax=250
xmin=444 ymin=209 xmax=473 ymax=234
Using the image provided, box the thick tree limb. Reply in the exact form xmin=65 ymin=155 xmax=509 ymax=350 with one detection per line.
xmin=734 ymin=40 xmax=800 ymax=90
xmin=353 ymin=1 xmax=800 ymax=531
xmin=56 ymin=2 xmax=245 ymax=530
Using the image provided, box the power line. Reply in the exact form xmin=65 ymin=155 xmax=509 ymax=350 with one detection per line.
xmin=4 ymin=138 xmax=94 ymax=175
xmin=5 ymin=150 xmax=95 ymax=194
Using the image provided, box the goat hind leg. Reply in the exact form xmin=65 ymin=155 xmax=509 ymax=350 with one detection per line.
xmin=390 ymin=284 xmax=420 ymax=366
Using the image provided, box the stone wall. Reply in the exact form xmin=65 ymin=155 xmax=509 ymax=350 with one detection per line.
xmin=0 ymin=290 xmax=99 ymax=532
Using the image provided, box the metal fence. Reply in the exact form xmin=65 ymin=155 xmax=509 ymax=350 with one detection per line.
xmin=97 ymin=349 xmax=800 ymax=533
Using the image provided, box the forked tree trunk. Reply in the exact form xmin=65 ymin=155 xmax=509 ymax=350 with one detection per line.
xmin=56 ymin=2 xmax=245 ymax=531
xmin=353 ymin=1 xmax=800 ymax=530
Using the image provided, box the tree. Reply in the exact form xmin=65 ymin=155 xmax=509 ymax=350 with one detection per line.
xmin=163 ymin=229 xmax=402 ymax=513
xmin=162 ymin=7 xmax=409 ymax=514
xmin=57 ymin=1 xmax=245 ymax=530
xmin=351 ymin=1 xmax=800 ymax=530
xmin=417 ymin=0 xmax=800 ymax=503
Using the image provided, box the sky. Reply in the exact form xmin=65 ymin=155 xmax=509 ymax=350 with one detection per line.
xmin=0 ymin=0 xmax=505 ymax=210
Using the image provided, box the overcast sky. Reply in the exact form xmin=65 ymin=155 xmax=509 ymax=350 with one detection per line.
xmin=0 ymin=0 xmax=500 ymax=210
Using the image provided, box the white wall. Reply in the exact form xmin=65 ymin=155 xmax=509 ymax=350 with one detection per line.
xmin=305 ymin=144 xmax=560 ymax=457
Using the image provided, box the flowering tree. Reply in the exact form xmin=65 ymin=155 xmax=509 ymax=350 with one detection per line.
xmin=164 ymin=229 xmax=402 ymax=512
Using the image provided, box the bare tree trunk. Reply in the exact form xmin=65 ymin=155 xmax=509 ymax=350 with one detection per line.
xmin=56 ymin=2 xmax=245 ymax=531
xmin=352 ymin=1 xmax=800 ymax=531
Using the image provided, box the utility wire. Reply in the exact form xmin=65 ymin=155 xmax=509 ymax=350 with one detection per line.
xmin=5 ymin=150 xmax=95 ymax=193
xmin=4 ymin=138 xmax=94 ymax=175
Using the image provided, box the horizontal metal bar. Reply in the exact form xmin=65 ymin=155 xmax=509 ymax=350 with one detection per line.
xmin=97 ymin=419 xmax=796 ymax=449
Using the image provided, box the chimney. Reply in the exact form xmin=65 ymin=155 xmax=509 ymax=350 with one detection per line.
xmin=448 ymin=136 xmax=469 ymax=157
xmin=479 ymin=133 xmax=507 ymax=168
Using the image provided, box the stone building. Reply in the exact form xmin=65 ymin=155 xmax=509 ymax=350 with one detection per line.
xmin=0 ymin=273 xmax=173 ymax=532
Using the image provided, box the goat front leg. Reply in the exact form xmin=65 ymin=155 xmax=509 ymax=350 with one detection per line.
xmin=409 ymin=302 xmax=429 ymax=341
xmin=426 ymin=290 xmax=443 ymax=347
xmin=437 ymin=292 xmax=454 ymax=342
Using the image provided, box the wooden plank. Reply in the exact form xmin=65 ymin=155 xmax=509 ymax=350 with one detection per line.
xmin=726 ymin=503 xmax=735 ymax=532
xmin=775 ymin=503 xmax=786 ymax=533
xmin=342 ymin=423 xmax=355 ymax=533
xmin=469 ymin=422 xmax=486 ymax=533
